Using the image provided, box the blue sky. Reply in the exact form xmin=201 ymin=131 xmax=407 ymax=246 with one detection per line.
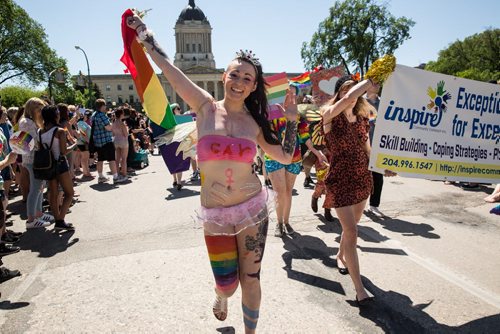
xmin=9 ymin=0 xmax=500 ymax=83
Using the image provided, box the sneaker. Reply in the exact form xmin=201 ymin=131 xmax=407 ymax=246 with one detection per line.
xmin=1 ymin=233 xmax=20 ymax=244
xmin=38 ymin=213 xmax=55 ymax=223
xmin=176 ymin=183 xmax=183 ymax=191
xmin=0 ymin=267 xmax=21 ymax=283
xmin=190 ymin=171 xmax=200 ymax=181
xmin=98 ymin=176 xmax=109 ymax=184
xmin=324 ymin=209 xmax=334 ymax=222
xmin=26 ymin=219 xmax=51 ymax=229
xmin=311 ymin=196 xmax=319 ymax=213
xmin=54 ymin=221 xmax=75 ymax=231
xmin=0 ymin=243 xmax=20 ymax=256
xmin=113 ymin=175 xmax=127 ymax=184
xmin=368 ymin=206 xmax=384 ymax=217
xmin=274 ymin=223 xmax=283 ymax=238
xmin=284 ymin=223 xmax=295 ymax=235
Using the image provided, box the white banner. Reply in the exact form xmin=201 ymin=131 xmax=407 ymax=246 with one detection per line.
xmin=370 ymin=65 xmax=500 ymax=184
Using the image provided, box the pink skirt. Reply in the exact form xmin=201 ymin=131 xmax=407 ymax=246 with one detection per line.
xmin=196 ymin=188 xmax=276 ymax=235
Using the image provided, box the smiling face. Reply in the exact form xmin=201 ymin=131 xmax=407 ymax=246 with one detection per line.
xmin=222 ymin=59 xmax=257 ymax=102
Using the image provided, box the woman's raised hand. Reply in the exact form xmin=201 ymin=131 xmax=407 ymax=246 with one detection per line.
xmin=126 ymin=10 xmax=146 ymax=33
xmin=283 ymin=88 xmax=298 ymax=122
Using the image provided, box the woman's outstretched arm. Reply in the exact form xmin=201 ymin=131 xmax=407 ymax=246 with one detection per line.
xmin=126 ymin=11 xmax=213 ymax=113
xmin=322 ymin=79 xmax=374 ymax=124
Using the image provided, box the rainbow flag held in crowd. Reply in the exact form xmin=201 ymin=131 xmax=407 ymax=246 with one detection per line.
xmin=264 ymin=72 xmax=289 ymax=105
xmin=289 ymin=71 xmax=311 ymax=89
xmin=120 ymin=8 xmax=193 ymax=174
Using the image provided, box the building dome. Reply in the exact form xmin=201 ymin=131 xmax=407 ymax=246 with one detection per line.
xmin=177 ymin=0 xmax=208 ymax=23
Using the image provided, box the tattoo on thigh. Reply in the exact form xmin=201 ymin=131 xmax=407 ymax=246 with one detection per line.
xmin=244 ymin=218 xmax=269 ymax=265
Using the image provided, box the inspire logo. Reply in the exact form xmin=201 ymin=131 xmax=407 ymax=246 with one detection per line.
xmin=427 ymin=81 xmax=452 ymax=113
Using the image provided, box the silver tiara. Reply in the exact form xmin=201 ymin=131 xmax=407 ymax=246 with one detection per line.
xmin=235 ymin=49 xmax=261 ymax=68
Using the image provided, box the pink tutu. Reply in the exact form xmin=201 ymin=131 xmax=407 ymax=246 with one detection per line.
xmin=196 ymin=188 xmax=276 ymax=235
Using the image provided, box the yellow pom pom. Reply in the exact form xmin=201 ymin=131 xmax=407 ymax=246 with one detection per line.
xmin=365 ymin=55 xmax=396 ymax=84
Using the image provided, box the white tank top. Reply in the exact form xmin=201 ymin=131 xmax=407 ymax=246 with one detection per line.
xmin=40 ymin=127 xmax=61 ymax=160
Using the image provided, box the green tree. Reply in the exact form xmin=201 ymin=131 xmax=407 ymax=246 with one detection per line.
xmin=425 ymin=29 xmax=500 ymax=82
xmin=301 ymin=0 xmax=414 ymax=76
xmin=0 ymin=0 xmax=67 ymax=85
xmin=0 ymin=86 xmax=43 ymax=108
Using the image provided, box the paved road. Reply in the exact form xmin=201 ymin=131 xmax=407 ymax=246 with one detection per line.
xmin=0 ymin=152 xmax=499 ymax=333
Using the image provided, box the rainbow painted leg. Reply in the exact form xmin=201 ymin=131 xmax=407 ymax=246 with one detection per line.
xmin=204 ymin=234 xmax=239 ymax=321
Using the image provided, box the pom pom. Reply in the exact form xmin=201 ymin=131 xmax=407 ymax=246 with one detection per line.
xmin=365 ymin=55 xmax=396 ymax=84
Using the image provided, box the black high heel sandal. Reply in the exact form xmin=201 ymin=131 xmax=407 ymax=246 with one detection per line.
xmin=355 ymin=295 xmax=375 ymax=307
xmin=337 ymin=258 xmax=349 ymax=275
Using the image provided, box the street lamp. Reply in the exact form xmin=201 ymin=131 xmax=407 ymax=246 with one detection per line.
xmin=75 ymin=46 xmax=92 ymax=108
xmin=48 ymin=68 xmax=65 ymax=104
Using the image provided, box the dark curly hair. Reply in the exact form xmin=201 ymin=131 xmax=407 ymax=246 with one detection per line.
xmin=41 ymin=105 xmax=59 ymax=126
xmin=235 ymin=56 xmax=280 ymax=146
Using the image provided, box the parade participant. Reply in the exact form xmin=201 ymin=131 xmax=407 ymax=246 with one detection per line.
xmin=321 ymin=75 xmax=376 ymax=305
xmin=39 ymin=105 xmax=75 ymax=231
xmin=19 ymin=98 xmax=53 ymax=229
xmin=125 ymin=10 xmax=298 ymax=333
xmin=365 ymin=83 xmax=385 ymax=217
xmin=484 ymin=184 xmax=500 ymax=203
xmin=265 ymin=108 xmax=326 ymax=237
xmin=170 ymin=103 xmax=184 ymax=190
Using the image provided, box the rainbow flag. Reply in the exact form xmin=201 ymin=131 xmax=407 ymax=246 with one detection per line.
xmin=264 ymin=72 xmax=288 ymax=105
xmin=120 ymin=9 xmax=191 ymax=174
xmin=289 ymin=71 xmax=311 ymax=89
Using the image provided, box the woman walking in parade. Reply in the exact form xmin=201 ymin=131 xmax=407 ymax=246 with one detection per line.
xmin=126 ymin=10 xmax=298 ymax=333
xmin=321 ymin=75 xmax=376 ymax=305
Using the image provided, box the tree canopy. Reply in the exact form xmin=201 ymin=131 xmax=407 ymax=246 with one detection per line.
xmin=425 ymin=29 xmax=500 ymax=82
xmin=0 ymin=0 xmax=67 ymax=85
xmin=301 ymin=0 xmax=414 ymax=76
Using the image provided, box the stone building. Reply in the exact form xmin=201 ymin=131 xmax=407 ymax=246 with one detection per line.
xmin=90 ymin=0 xmax=299 ymax=112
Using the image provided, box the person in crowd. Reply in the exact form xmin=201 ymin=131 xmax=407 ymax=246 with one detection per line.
xmin=39 ymin=105 xmax=74 ymax=231
xmin=112 ymin=108 xmax=130 ymax=178
xmin=0 ymin=108 xmax=13 ymax=202
xmin=127 ymin=11 xmax=299 ymax=333
xmin=365 ymin=83 xmax=386 ymax=217
xmin=57 ymin=104 xmax=78 ymax=181
xmin=0 ymin=124 xmax=21 ymax=248
xmin=321 ymin=75 xmax=377 ymax=306
xmin=11 ymin=107 xmax=29 ymax=202
xmin=91 ymin=99 xmax=127 ymax=184
xmin=19 ymin=98 xmax=53 ymax=229
xmin=0 ymin=151 xmax=21 ymax=260
xmin=75 ymin=110 xmax=93 ymax=179
xmin=265 ymin=106 xmax=326 ymax=237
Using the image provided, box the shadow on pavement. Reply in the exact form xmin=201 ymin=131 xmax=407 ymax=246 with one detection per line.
xmin=365 ymin=212 xmax=440 ymax=239
xmin=216 ymin=327 xmax=235 ymax=334
xmin=18 ymin=229 xmax=79 ymax=258
xmin=281 ymin=232 xmax=345 ymax=295
xmin=354 ymin=278 xmax=500 ymax=333
xmin=89 ymin=183 xmax=118 ymax=192
xmin=0 ymin=301 xmax=30 ymax=310
xmin=165 ymin=187 xmax=200 ymax=200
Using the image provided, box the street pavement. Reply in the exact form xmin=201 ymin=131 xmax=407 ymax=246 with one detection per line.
xmin=0 ymin=152 xmax=499 ymax=333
